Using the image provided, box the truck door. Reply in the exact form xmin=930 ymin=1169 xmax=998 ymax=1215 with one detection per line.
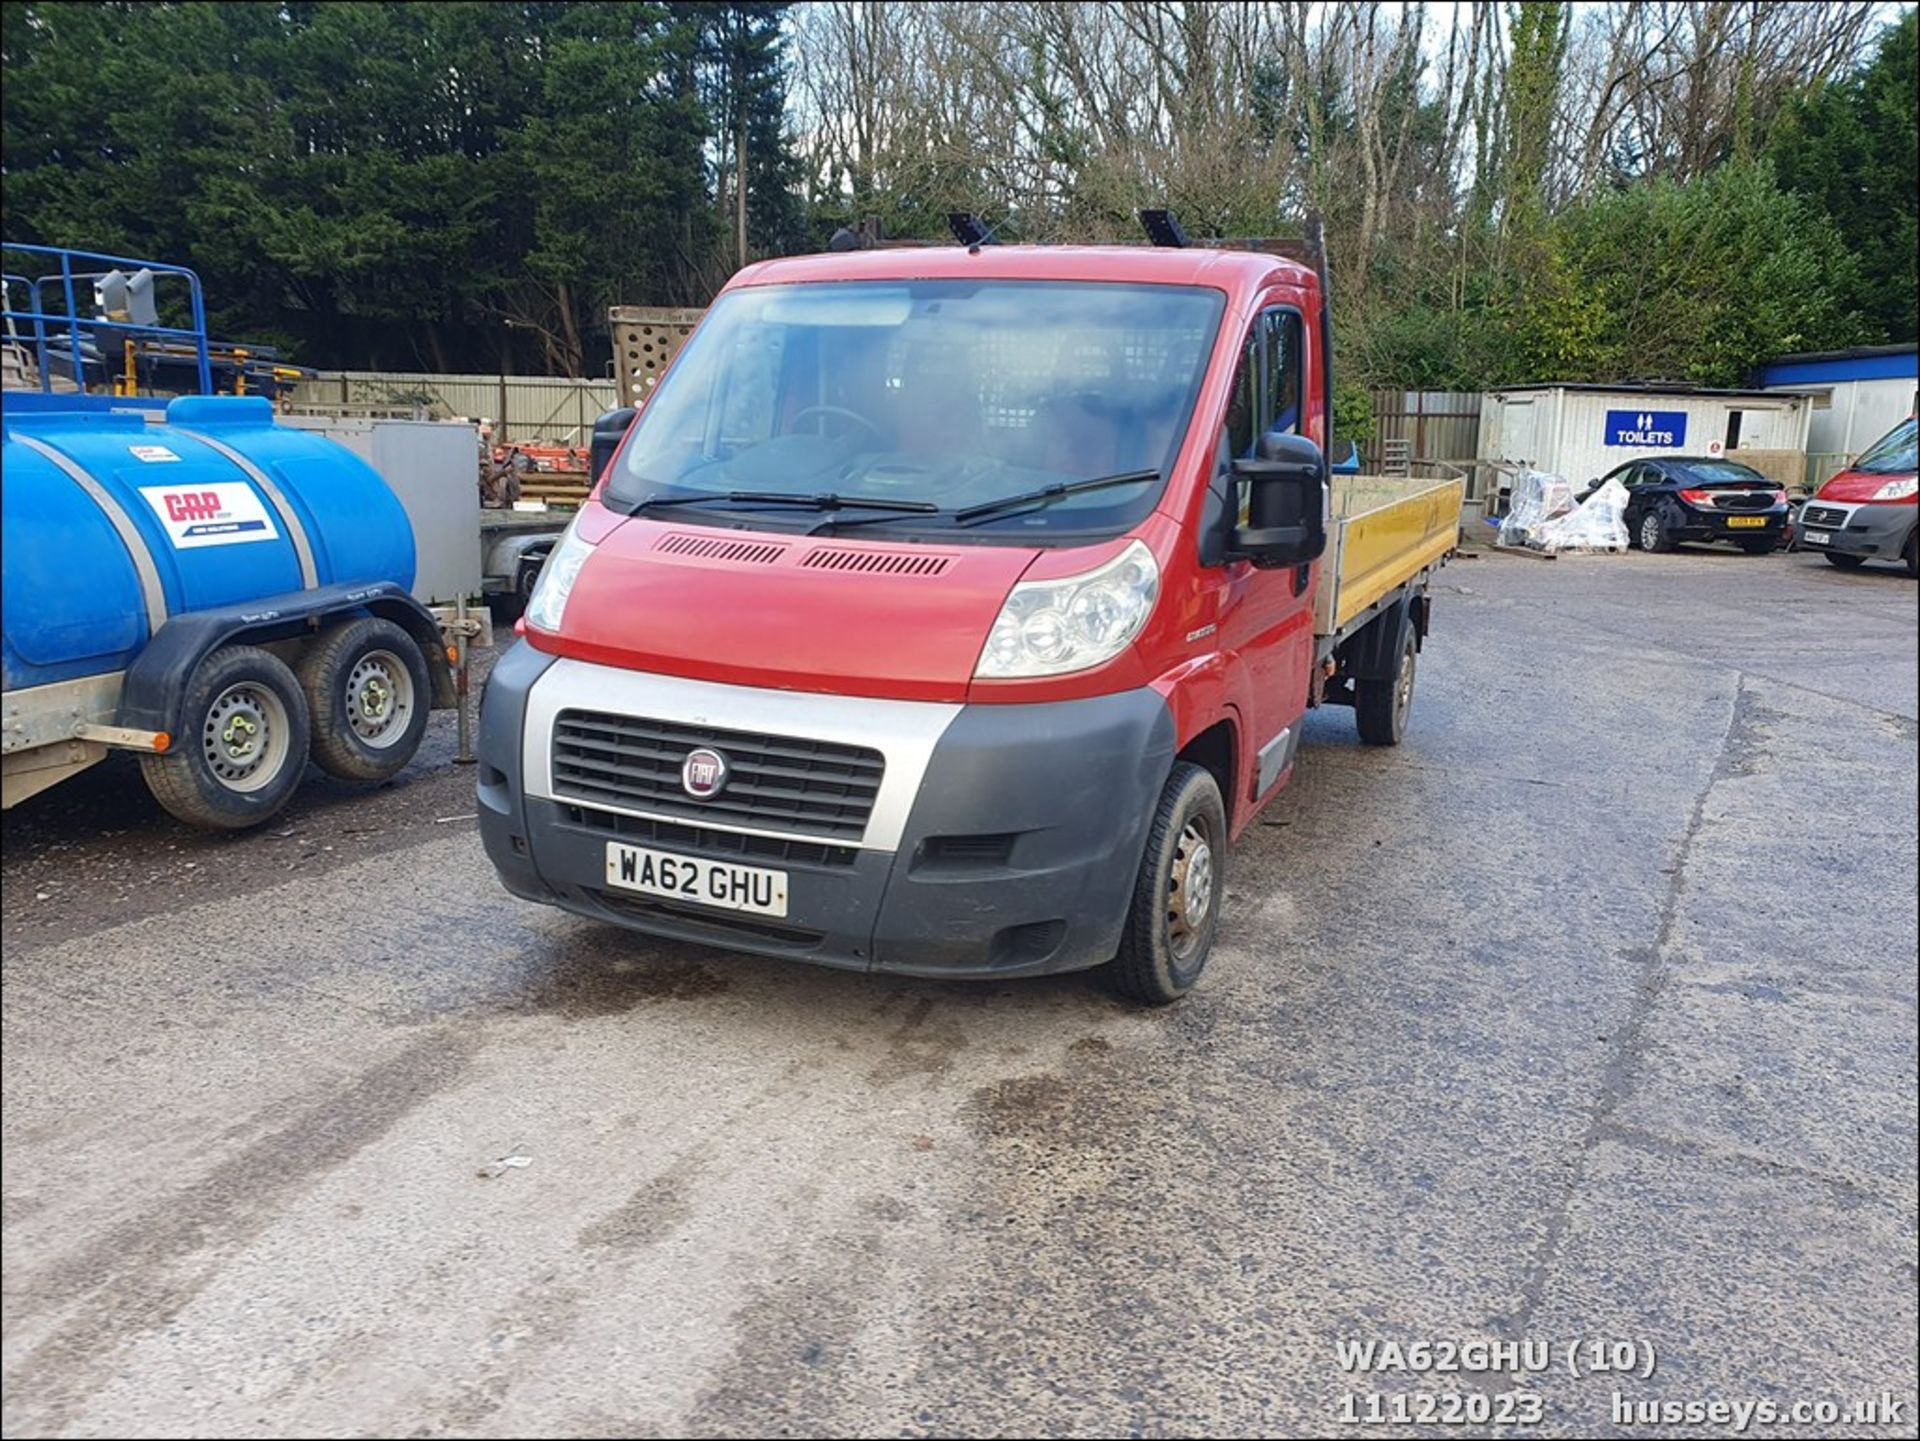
xmin=1212 ymin=302 xmax=1319 ymax=808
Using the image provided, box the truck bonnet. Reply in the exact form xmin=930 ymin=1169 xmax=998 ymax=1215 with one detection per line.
xmin=529 ymin=509 xmax=1052 ymax=703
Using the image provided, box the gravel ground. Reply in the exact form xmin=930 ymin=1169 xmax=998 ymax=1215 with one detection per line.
xmin=3 ymin=547 xmax=1915 ymax=1439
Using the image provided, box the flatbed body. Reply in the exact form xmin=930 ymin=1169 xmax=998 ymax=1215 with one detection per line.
xmin=1316 ymin=475 xmax=1464 ymax=650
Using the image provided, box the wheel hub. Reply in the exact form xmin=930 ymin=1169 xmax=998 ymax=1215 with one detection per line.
xmin=203 ymin=683 xmax=287 ymax=791
xmin=1166 ymin=821 xmax=1215 ymax=958
xmin=346 ymin=651 xmax=414 ymax=746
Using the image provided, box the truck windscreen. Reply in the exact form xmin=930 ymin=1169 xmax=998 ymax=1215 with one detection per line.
xmin=606 ymin=279 xmax=1225 ymax=541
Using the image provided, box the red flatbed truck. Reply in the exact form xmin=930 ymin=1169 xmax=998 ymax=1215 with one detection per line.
xmin=478 ymin=224 xmax=1461 ymax=1002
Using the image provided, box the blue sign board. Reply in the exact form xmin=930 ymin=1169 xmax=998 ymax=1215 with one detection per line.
xmin=1605 ymin=409 xmax=1687 ymax=448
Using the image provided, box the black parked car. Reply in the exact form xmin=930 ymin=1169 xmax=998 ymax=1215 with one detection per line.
xmin=1580 ymin=457 xmax=1792 ymax=554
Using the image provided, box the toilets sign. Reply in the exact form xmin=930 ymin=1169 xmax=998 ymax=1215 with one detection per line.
xmin=1605 ymin=409 xmax=1687 ymax=448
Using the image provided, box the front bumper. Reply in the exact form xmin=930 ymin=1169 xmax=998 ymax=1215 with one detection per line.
xmin=478 ymin=646 xmax=1176 ymax=978
xmin=1796 ymin=499 xmax=1916 ymax=559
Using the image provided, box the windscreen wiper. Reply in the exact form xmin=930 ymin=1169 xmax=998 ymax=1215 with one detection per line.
xmin=952 ymin=469 xmax=1162 ymax=527
xmin=622 ymin=489 xmax=938 ymax=517
xmin=724 ymin=491 xmax=939 ymax=513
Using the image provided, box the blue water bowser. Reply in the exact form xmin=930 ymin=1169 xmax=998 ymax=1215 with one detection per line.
xmin=2 ymin=394 xmax=454 ymax=828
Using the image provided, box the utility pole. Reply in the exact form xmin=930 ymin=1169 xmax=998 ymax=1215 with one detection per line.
xmin=735 ymin=106 xmax=748 ymax=265
xmin=499 ymin=318 xmax=518 ymax=442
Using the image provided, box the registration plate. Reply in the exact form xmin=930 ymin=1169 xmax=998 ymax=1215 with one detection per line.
xmin=1726 ymin=515 xmax=1767 ymax=528
xmin=604 ymin=843 xmax=789 ymax=917
xmin=1802 ymin=530 xmax=1831 ymax=545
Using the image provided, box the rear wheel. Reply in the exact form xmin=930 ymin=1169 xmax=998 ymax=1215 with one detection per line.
xmin=1356 ymin=629 xmax=1417 ymax=746
xmin=1738 ymin=535 xmax=1780 ymax=555
xmin=140 ymin=644 xmax=311 ymax=829
xmin=297 ymin=617 xmax=431 ymax=782
xmin=1108 ymin=762 xmax=1226 ymax=1006
xmin=1824 ymin=552 xmax=1867 ymax=570
xmin=1638 ymin=510 xmax=1673 ymax=553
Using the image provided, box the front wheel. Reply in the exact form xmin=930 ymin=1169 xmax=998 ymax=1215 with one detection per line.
xmin=140 ymin=644 xmax=311 ymax=829
xmin=1107 ymin=762 xmax=1227 ymax=1006
xmin=1824 ymin=552 xmax=1867 ymax=570
xmin=1904 ymin=530 xmax=1918 ymax=578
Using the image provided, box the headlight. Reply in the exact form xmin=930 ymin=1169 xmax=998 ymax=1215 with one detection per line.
xmin=1871 ymin=476 xmax=1918 ymax=501
xmin=524 ymin=519 xmax=595 ymax=632
xmin=976 ymin=539 xmax=1159 ymax=679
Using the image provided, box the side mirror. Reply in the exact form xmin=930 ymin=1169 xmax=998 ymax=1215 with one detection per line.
xmin=589 ymin=406 xmax=638 ymax=485
xmin=1231 ymin=431 xmax=1328 ymax=568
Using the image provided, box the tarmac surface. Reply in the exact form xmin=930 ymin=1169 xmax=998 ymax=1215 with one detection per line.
xmin=4 ymin=545 xmax=1916 ymax=1438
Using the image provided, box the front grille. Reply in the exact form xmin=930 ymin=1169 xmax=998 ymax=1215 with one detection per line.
xmin=553 ymin=710 xmax=884 ymax=839
xmin=1711 ymin=491 xmax=1774 ymax=511
xmin=1802 ymin=504 xmax=1849 ymax=529
xmin=563 ymin=805 xmax=860 ymax=868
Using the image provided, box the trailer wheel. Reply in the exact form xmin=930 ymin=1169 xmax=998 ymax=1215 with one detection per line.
xmin=139 ymin=645 xmax=311 ymax=830
xmin=1107 ymin=762 xmax=1226 ymax=1006
xmin=1824 ymin=552 xmax=1866 ymax=570
xmin=1355 ymin=628 xmax=1416 ymax=746
xmin=297 ymin=617 xmax=431 ymax=782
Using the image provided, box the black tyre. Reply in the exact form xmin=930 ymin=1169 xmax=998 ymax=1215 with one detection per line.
xmin=1356 ymin=628 xmax=1417 ymax=746
xmin=1904 ymin=530 xmax=1918 ymax=578
xmin=297 ymin=617 xmax=432 ymax=782
xmin=1637 ymin=509 xmax=1673 ymax=553
xmin=1824 ymin=551 xmax=1867 ymax=570
xmin=1738 ymin=535 xmax=1780 ymax=555
xmin=488 ymin=552 xmax=546 ymax=624
xmin=139 ymin=644 xmax=311 ymax=830
xmin=1108 ymin=762 xmax=1227 ymax=1006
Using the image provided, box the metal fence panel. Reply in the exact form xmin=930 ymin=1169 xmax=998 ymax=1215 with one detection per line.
xmin=1366 ymin=389 xmax=1484 ymax=471
xmin=283 ymin=371 xmax=620 ymax=444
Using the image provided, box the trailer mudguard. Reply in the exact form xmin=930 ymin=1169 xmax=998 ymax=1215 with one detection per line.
xmin=115 ymin=580 xmax=455 ymax=736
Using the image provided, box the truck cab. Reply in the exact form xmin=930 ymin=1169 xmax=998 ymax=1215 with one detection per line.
xmin=479 ymin=240 xmax=1456 ymax=1002
xmin=1799 ymin=416 xmax=1919 ymax=575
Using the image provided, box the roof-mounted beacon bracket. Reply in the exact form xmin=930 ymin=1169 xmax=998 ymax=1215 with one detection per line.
xmin=1139 ymin=209 xmax=1190 ymax=248
xmin=948 ymin=213 xmax=995 ymax=248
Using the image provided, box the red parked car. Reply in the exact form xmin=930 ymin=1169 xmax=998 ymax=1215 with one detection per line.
xmin=1798 ymin=417 xmax=1919 ymax=575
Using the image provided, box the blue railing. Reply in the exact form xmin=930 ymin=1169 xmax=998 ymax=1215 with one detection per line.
xmin=2 ymin=242 xmax=213 ymax=396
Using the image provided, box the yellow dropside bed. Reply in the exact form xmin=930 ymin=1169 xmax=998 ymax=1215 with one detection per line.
xmin=1313 ymin=476 xmax=1465 ymax=639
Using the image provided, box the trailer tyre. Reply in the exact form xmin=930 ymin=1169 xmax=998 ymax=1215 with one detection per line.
xmin=298 ymin=618 xmax=432 ymax=782
xmin=1824 ymin=552 xmax=1866 ymax=570
xmin=1356 ymin=629 xmax=1417 ymax=746
xmin=139 ymin=645 xmax=311 ymax=830
xmin=1108 ymin=762 xmax=1227 ymax=1006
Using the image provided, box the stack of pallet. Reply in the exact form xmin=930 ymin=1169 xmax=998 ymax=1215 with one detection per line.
xmin=507 ymin=442 xmax=592 ymax=508
xmin=515 ymin=468 xmax=591 ymax=508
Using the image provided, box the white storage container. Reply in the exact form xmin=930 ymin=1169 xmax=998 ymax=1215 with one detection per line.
xmin=1478 ymin=385 xmax=1811 ymax=490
